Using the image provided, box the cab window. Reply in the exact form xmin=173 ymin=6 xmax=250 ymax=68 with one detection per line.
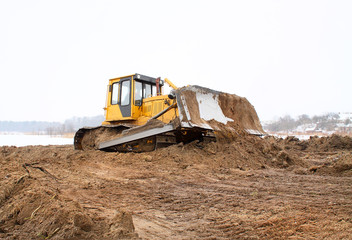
xmin=134 ymin=81 xmax=143 ymax=106
xmin=111 ymin=83 xmax=119 ymax=105
xmin=143 ymin=83 xmax=152 ymax=98
xmin=121 ymin=80 xmax=130 ymax=106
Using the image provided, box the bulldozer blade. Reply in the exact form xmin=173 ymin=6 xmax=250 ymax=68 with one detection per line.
xmin=99 ymin=124 xmax=175 ymax=151
xmin=175 ymin=85 xmax=265 ymax=135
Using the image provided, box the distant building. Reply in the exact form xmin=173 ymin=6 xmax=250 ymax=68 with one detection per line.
xmin=338 ymin=112 xmax=352 ymax=121
xmin=336 ymin=123 xmax=352 ymax=133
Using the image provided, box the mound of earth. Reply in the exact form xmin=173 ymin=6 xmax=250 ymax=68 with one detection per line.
xmin=0 ymin=146 xmax=139 ymax=240
xmin=306 ymin=134 xmax=352 ymax=151
xmin=1 ymin=133 xmax=352 ymax=239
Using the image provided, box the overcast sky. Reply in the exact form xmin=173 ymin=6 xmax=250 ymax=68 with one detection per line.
xmin=0 ymin=0 xmax=351 ymax=122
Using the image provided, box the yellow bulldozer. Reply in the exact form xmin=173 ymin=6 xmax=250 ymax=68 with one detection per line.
xmin=74 ymin=73 xmax=265 ymax=152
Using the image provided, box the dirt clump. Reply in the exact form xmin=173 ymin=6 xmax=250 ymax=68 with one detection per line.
xmin=73 ymin=213 xmax=94 ymax=232
xmin=107 ymin=211 xmax=139 ymax=239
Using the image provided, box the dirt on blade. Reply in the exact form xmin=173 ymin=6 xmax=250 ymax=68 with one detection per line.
xmin=1 ymin=134 xmax=352 ymax=239
xmin=176 ymin=85 xmax=265 ymax=135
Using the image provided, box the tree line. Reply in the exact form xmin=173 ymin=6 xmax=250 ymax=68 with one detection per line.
xmin=0 ymin=115 xmax=104 ymax=135
xmin=264 ymin=113 xmax=350 ymax=132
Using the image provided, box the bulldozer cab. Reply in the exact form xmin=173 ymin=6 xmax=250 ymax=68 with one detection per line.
xmin=104 ymin=74 xmax=165 ymax=123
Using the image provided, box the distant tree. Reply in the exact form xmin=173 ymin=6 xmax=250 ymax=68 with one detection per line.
xmin=297 ymin=114 xmax=311 ymax=125
xmin=263 ymin=112 xmax=343 ymax=133
xmin=312 ymin=115 xmax=326 ymax=123
xmin=264 ymin=115 xmax=296 ymax=132
xmin=65 ymin=123 xmax=74 ymax=133
xmin=265 ymin=122 xmax=280 ymax=132
xmin=280 ymin=115 xmax=296 ymax=131
xmin=345 ymin=118 xmax=351 ymax=125
xmin=46 ymin=127 xmax=54 ymax=136
xmin=0 ymin=115 xmax=104 ymax=134
xmin=327 ymin=112 xmax=340 ymax=120
xmin=58 ymin=124 xmax=66 ymax=135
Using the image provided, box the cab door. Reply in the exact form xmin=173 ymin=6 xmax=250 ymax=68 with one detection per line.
xmin=119 ymin=77 xmax=132 ymax=118
xmin=106 ymin=77 xmax=132 ymax=121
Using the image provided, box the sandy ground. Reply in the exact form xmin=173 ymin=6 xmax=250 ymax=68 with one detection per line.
xmin=0 ymin=134 xmax=352 ymax=239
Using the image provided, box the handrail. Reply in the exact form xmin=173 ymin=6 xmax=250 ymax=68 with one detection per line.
xmin=164 ymin=78 xmax=178 ymax=90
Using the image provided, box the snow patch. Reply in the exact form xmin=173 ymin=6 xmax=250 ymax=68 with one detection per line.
xmin=196 ymin=92 xmax=233 ymax=124
xmin=0 ymin=134 xmax=73 ymax=147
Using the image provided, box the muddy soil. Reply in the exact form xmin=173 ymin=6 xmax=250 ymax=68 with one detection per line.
xmin=1 ymin=134 xmax=352 ymax=239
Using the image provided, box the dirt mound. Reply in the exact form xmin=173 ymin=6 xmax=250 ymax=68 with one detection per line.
xmin=311 ymin=152 xmax=352 ymax=176
xmin=267 ymin=134 xmax=352 ymax=153
xmin=305 ymin=134 xmax=352 ymax=151
xmin=261 ymin=134 xmax=352 ymax=176
xmin=0 ymin=146 xmax=140 ymax=240
xmin=0 ymin=180 xmax=96 ymax=239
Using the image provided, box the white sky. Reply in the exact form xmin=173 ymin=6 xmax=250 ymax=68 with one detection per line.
xmin=0 ymin=0 xmax=351 ymax=122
